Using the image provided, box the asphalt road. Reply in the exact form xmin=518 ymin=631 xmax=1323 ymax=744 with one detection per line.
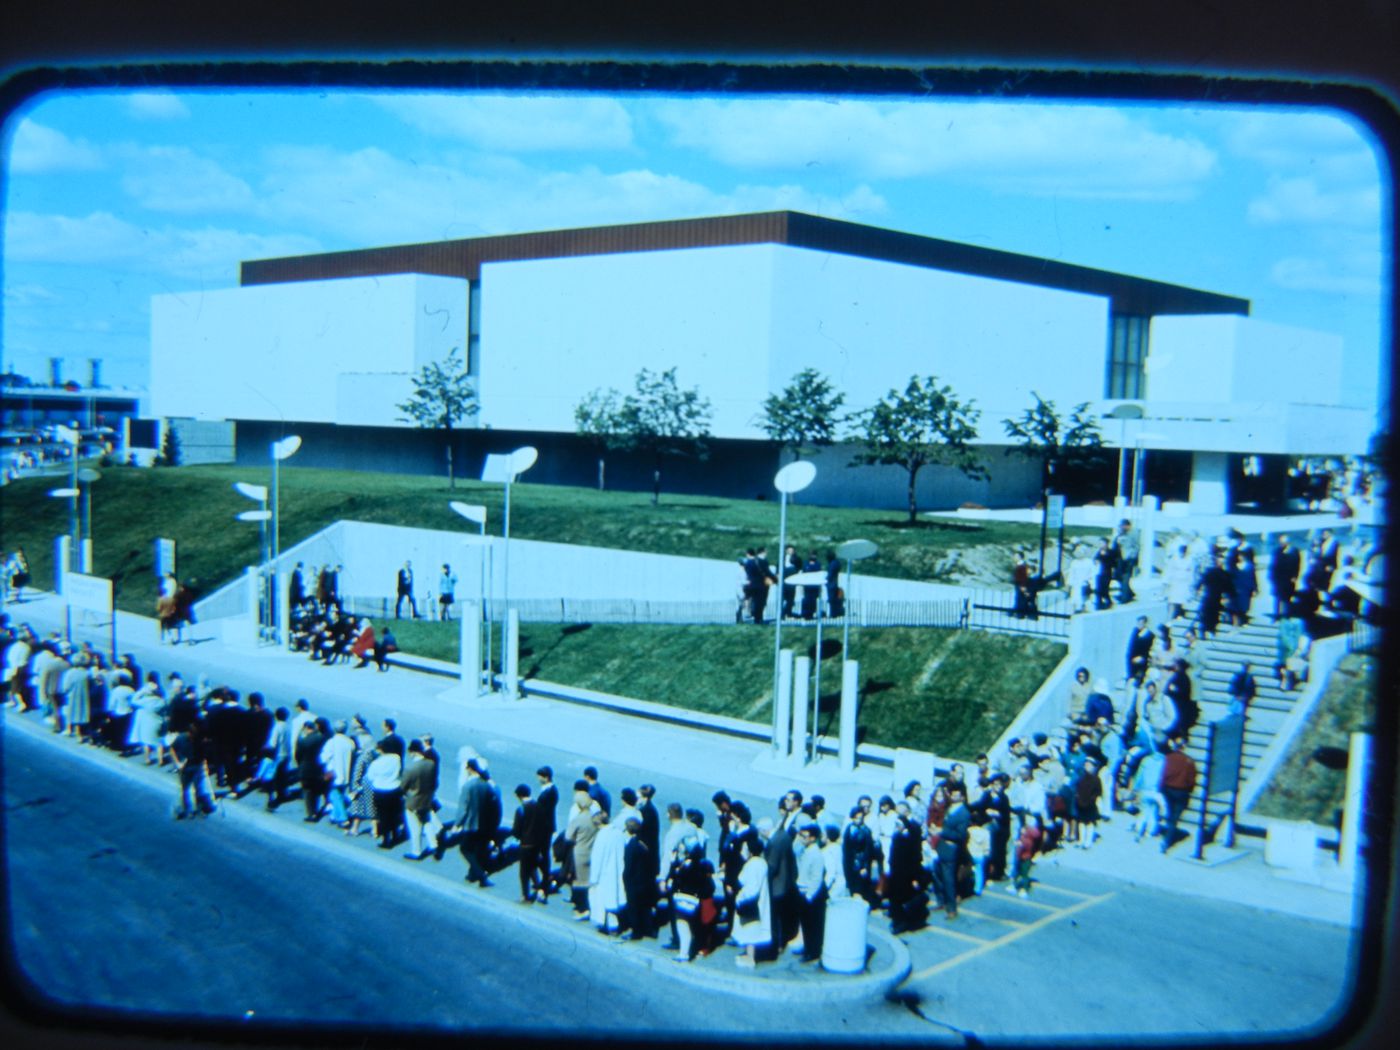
xmin=2 ymin=721 xmax=929 ymax=1041
xmin=895 ymin=864 xmax=1357 ymax=1041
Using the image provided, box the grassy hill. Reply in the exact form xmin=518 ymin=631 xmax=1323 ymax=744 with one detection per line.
xmin=392 ymin=618 xmax=1065 ymax=757
xmin=1 ymin=461 xmax=1101 ymax=615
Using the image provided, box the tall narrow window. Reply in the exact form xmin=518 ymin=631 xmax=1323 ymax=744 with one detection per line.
xmin=467 ymin=280 xmax=482 ymax=375
xmin=1105 ymin=314 xmax=1149 ymax=399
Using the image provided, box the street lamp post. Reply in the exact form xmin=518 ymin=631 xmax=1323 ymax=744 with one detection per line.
xmin=77 ymin=467 xmax=100 ymax=572
xmin=481 ymin=446 xmax=537 ymax=694
xmin=233 ymin=482 xmax=271 ymax=639
xmin=1106 ymin=403 xmax=1145 ymax=504
xmin=836 ymin=537 xmax=879 ymax=664
xmin=449 ymin=501 xmax=489 ymax=691
xmin=771 ymin=460 xmax=816 ymax=755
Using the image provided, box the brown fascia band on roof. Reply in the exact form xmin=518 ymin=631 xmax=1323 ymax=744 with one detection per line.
xmin=239 ymin=210 xmax=1249 ymax=319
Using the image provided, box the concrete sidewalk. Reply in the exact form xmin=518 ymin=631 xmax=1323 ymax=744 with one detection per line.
xmin=4 ymin=591 xmax=1364 ymax=935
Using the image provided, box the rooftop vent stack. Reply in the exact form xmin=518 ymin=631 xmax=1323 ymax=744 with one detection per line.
xmin=49 ymin=357 xmax=63 ymax=388
xmin=89 ymin=357 xmax=102 ymax=389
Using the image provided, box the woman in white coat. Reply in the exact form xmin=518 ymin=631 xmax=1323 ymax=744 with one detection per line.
xmin=733 ymin=837 xmax=771 ymax=968
xmin=1165 ymin=543 xmax=1195 ymax=620
xmin=128 ymin=671 xmax=167 ymax=765
xmin=589 ymin=809 xmax=626 ymax=934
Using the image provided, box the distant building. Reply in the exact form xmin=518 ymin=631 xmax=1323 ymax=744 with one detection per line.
xmin=149 ymin=211 xmax=1373 ymax=513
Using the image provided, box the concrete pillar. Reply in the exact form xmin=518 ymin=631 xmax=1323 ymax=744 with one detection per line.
xmin=460 ymin=601 xmax=481 ymax=697
xmin=278 ymin=567 xmax=291 ymax=650
xmin=791 ymin=655 xmax=811 ymax=765
xmin=54 ymin=534 xmax=71 ymax=595
xmin=774 ymin=649 xmax=794 ymax=758
xmin=244 ymin=565 xmax=259 ymax=645
xmin=839 ymin=659 xmax=859 ymax=772
xmin=503 ymin=608 xmax=521 ymax=699
xmin=1138 ymin=496 xmax=1159 ymax=577
xmin=79 ymin=538 xmax=92 ymax=575
xmin=1189 ymin=451 xmax=1230 ymax=515
xmin=1340 ymin=732 xmax=1370 ymax=875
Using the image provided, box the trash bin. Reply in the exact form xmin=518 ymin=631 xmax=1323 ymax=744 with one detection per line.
xmin=821 ymin=896 xmax=870 ymax=974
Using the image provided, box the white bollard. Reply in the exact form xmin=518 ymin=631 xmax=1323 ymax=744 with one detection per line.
xmin=791 ymin=655 xmax=811 ymax=765
xmin=460 ymin=601 xmax=481 ymax=697
xmin=839 ymin=659 xmax=859 ymax=772
xmin=244 ymin=565 xmax=258 ymax=644
xmin=1340 ymin=732 xmax=1370 ymax=875
xmin=54 ymin=535 xmax=71 ymax=596
xmin=504 ymin=608 xmax=521 ymax=699
xmin=821 ymin=896 xmax=870 ymax=974
xmin=774 ymin=649 xmax=794 ymax=758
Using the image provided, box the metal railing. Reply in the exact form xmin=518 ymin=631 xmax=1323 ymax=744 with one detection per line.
xmin=341 ymin=587 xmax=1072 ymax=638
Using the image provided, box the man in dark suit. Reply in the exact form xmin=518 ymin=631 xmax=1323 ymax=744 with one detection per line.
xmin=621 ymin=817 xmax=656 ymax=939
xmin=937 ymin=785 xmax=971 ymax=920
xmin=1269 ymin=535 xmax=1302 ymax=620
xmin=746 ymin=547 xmax=774 ymax=624
xmin=763 ymin=814 xmax=799 ymax=954
xmin=637 ymin=784 xmax=661 ymax=878
xmin=511 ymin=784 xmax=548 ymax=903
xmin=455 ymin=758 xmax=494 ymax=886
xmin=535 ymin=767 xmax=560 ymax=898
xmin=1125 ymin=616 xmax=1154 ymax=684
xmin=288 ymin=562 xmax=306 ymax=607
xmin=395 ymin=561 xmax=417 ymax=619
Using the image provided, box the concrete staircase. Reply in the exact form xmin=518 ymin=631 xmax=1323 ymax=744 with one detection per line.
xmin=1175 ymin=615 xmax=1294 ymax=846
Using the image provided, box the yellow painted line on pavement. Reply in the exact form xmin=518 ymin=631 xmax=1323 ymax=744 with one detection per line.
xmin=1030 ymin=883 xmax=1095 ymax=899
xmin=922 ymin=921 xmax=996 ymax=945
xmin=906 ymin=892 xmax=1115 ymax=984
xmin=956 ymin=907 xmax=1028 ymax=928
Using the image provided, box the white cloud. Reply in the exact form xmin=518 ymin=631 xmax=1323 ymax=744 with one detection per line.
xmin=373 ymin=94 xmax=633 ymax=151
xmin=1247 ymin=175 xmax=1380 ymax=227
xmin=653 ymin=100 xmax=1216 ymax=200
xmin=4 ymin=210 xmax=322 ymax=282
xmin=3 ymin=282 xmax=61 ymax=306
xmin=126 ymin=92 xmax=191 ymax=121
xmin=1224 ymin=109 xmax=1376 ymax=170
xmin=251 ymin=144 xmax=886 ymax=246
xmin=7 ymin=120 xmax=103 ymax=173
xmin=118 ymin=146 xmax=255 ymax=213
xmin=1270 ymin=255 xmax=1384 ymax=296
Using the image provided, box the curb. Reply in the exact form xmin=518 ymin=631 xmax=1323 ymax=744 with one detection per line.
xmin=2 ymin=709 xmax=910 ymax=1005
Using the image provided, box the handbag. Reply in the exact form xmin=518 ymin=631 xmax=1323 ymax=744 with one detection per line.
xmin=736 ymin=896 xmax=760 ymax=923
xmin=672 ymin=892 xmax=700 ymax=917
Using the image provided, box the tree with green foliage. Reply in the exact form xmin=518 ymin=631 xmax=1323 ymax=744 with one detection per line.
xmin=574 ymin=387 xmax=623 ymax=490
xmin=158 ymin=423 xmax=182 ymax=467
xmin=1001 ymin=392 xmax=1104 ymax=496
xmin=610 ymin=367 xmax=713 ymax=506
xmin=1003 ymin=392 xmax=1104 ymax=574
xmin=759 ymin=367 xmax=846 ymax=461
xmin=397 ymin=347 xmax=477 ymax=489
xmin=849 ymin=375 xmax=985 ymax=524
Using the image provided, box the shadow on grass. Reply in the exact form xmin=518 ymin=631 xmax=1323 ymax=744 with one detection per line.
xmin=858 ymin=518 xmax=984 ymax=533
xmin=523 ymin=622 xmax=593 ymax=679
xmin=805 ymin=638 xmax=845 ymax=662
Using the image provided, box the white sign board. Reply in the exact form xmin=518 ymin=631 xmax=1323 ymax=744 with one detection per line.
xmin=1046 ymin=494 xmax=1067 ymax=531
xmin=65 ymin=572 xmax=113 ymax=615
xmin=155 ymin=537 xmax=176 ymax=577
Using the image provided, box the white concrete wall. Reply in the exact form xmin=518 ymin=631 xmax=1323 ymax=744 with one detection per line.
xmin=194 ymin=519 xmax=984 ymax=620
xmin=150 ymin=274 xmax=468 ymax=423
xmin=478 ymin=245 xmax=776 ymax=435
xmin=477 ymin=243 xmax=1109 ymax=440
xmin=1232 ymin=318 xmax=1343 ymax=408
xmin=1145 ymin=316 xmax=1238 ymax=403
xmin=769 ymin=246 xmax=1110 ymax=429
xmin=1148 ymin=315 xmax=1344 ymax=408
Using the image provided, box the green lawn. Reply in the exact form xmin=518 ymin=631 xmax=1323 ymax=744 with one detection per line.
xmin=388 ymin=618 xmax=1066 ymax=757
xmin=1 ymin=462 xmax=1102 ymax=616
xmin=1252 ymin=652 xmax=1377 ymax=828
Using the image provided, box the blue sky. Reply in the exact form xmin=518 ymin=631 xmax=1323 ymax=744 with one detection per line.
xmin=2 ymin=89 xmax=1389 ymax=415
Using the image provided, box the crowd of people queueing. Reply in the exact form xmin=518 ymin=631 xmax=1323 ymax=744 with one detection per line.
xmin=2 ymin=613 xmax=1081 ymax=969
